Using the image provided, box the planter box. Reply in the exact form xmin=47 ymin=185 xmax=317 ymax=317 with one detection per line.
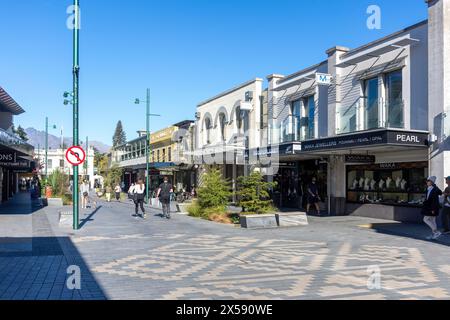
xmin=59 ymin=211 xmax=73 ymax=226
xmin=240 ymin=214 xmax=278 ymax=229
xmin=47 ymin=198 xmax=63 ymax=207
xmin=176 ymin=203 xmax=191 ymax=215
xmin=276 ymin=212 xmax=309 ymax=227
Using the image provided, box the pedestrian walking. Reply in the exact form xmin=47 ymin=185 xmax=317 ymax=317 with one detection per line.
xmin=133 ymin=179 xmax=146 ymax=219
xmin=105 ymin=185 xmax=112 ymax=202
xmin=157 ymin=176 xmax=173 ymax=219
xmin=441 ymin=176 xmax=450 ymax=234
xmin=422 ymin=176 xmax=443 ymax=240
xmin=80 ymin=180 xmax=90 ymax=209
xmin=306 ymin=177 xmax=321 ymax=216
xmin=114 ymin=184 xmax=122 ymax=202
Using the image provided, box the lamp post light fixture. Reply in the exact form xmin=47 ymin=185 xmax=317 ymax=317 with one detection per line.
xmin=134 ymin=89 xmax=161 ymax=205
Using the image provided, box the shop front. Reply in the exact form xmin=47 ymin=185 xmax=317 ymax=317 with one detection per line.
xmin=301 ymin=128 xmax=430 ymax=222
xmin=247 ymin=144 xmax=327 ymax=211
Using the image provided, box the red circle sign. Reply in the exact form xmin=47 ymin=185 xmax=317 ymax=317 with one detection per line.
xmin=65 ymin=146 xmax=86 ymax=166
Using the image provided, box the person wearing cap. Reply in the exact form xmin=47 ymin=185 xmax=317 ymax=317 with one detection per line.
xmin=421 ymin=176 xmax=443 ymax=240
xmin=441 ymin=176 xmax=450 ymax=234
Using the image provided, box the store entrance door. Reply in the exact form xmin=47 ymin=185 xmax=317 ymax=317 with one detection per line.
xmin=273 ymin=160 xmax=328 ymax=210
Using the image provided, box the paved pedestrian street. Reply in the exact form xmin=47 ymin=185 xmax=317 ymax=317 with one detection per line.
xmin=2 ymin=194 xmax=450 ymax=300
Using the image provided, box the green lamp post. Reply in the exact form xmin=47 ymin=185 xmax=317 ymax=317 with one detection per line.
xmin=135 ymin=89 xmax=161 ymax=205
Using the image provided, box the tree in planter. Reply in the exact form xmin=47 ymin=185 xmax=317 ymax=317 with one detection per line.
xmin=197 ymin=169 xmax=232 ymax=211
xmin=237 ymin=171 xmax=276 ymax=214
xmin=47 ymin=169 xmax=69 ymax=197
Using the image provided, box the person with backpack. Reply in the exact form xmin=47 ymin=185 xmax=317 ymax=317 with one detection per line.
xmin=157 ymin=176 xmax=173 ymax=219
xmin=133 ymin=179 xmax=146 ymax=219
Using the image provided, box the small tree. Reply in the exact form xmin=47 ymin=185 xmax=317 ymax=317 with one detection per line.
xmin=104 ymin=164 xmax=123 ymax=189
xmin=112 ymin=121 xmax=127 ymax=149
xmin=237 ymin=171 xmax=276 ymax=214
xmin=47 ymin=169 xmax=69 ymax=196
xmin=197 ymin=169 xmax=232 ymax=211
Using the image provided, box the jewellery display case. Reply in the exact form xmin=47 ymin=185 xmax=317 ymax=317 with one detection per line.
xmin=346 ymin=162 xmax=428 ymax=207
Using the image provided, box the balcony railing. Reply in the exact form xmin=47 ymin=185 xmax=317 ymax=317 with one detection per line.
xmin=0 ymin=127 xmax=34 ymax=156
xmin=336 ymin=97 xmax=405 ymax=135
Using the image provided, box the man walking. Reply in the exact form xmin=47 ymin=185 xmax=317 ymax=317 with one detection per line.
xmin=442 ymin=176 xmax=450 ymax=234
xmin=157 ymin=177 xmax=173 ymax=219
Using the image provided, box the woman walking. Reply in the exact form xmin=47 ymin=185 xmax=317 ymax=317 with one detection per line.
xmin=133 ymin=179 xmax=146 ymax=219
xmin=422 ymin=176 xmax=443 ymax=240
xmin=114 ymin=184 xmax=122 ymax=202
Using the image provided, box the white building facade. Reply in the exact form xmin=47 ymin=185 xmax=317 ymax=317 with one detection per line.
xmin=194 ymin=79 xmax=266 ymax=199
xmin=241 ymin=0 xmax=450 ymax=222
xmin=35 ymin=147 xmax=95 ymax=188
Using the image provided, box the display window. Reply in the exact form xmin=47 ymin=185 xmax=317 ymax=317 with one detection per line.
xmin=346 ymin=161 xmax=428 ymax=207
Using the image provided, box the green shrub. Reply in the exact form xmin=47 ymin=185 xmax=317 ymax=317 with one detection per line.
xmin=187 ymin=202 xmax=203 ymax=218
xmin=237 ymin=171 xmax=276 ymax=215
xmin=197 ymin=169 xmax=232 ymax=209
xmin=47 ymin=169 xmax=69 ymax=197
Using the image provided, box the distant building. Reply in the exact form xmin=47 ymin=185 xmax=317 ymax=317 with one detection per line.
xmin=112 ymin=120 xmax=196 ymax=192
xmin=34 ymin=147 xmax=95 ymax=188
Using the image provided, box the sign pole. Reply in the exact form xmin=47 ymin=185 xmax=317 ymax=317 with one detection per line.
xmin=146 ymin=88 xmax=150 ymax=205
xmin=45 ymin=117 xmax=48 ymax=177
xmin=72 ymin=0 xmax=80 ymax=230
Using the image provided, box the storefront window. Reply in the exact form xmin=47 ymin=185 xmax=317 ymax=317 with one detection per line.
xmin=385 ymin=70 xmax=403 ymax=128
xmin=364 ymin=77 xmax=379 ymax=130
xmin=347 ymin=162 xmax=428 ymax=207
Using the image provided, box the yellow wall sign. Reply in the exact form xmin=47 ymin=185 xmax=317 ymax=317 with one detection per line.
xmin=150 ymin=126 xmax=177 ymax=144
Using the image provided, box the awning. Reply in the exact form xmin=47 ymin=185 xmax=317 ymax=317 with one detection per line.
xmin=335 ymin=35 xmax=420 ymax=67
xmin=0 ymin=86 xmax=25 ymax=115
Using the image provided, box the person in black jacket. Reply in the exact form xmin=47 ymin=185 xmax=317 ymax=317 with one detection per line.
xmin=422 ymin=176 xmax=443 ymax=240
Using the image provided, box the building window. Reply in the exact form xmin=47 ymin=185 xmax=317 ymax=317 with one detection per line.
xmin=168 ymin=147 xmax=171 ymax=162
xmin=236 ymin=107 xmax=243 ymax=133
xmin=157 ymin=150 xmax=160 ymax=163
xmin=291 ymin=100 xmax=302 ymax=142
xmin=219 ymin=113 xmax=227 ymax=141
xmin=385 ymin=70 xmax=403 ymax=128
xmin=302 ymin=96 xmax=315 ymax=140
xmin=364 ymin=77 xmax=379 ymax=130
xmin=47 ymin=159 xmax=53 ymax=170
xmin=162 ymin=148 xmax=166 ymax=162
xmin=152 ymin=151 xmax=155 ymax=162
xmin=60 ymin=159 xmax=64 ymax=168
xmin=205 ymin=118 xmax=212 ymax=144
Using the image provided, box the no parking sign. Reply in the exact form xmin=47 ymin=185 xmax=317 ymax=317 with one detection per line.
xmin=65 ymin=146 xmax=86 ymax=166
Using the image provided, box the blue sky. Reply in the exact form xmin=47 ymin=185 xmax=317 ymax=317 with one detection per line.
xmin=0 ymin=0 xmax=427 ymax=146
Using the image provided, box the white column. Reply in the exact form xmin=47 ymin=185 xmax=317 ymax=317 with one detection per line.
xmin=427 ymin=0 xmax=450 ymax=190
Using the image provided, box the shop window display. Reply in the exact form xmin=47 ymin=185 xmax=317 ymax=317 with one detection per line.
xmin=347 ymin=162 xmax=428 ymax=207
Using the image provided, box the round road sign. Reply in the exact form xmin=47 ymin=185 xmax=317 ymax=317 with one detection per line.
xmin=65 ymin=146 xmax=86 ymax=166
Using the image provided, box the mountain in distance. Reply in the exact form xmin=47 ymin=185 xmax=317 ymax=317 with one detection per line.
xmin=24 ymin=127 xmax=111 ymax=154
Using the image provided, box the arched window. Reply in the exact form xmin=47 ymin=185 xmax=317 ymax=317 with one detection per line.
xmin=235 ymin=106 xmax=242 ymax=133
xmin=219 ymin=113 xmax=227 ymax=141
xmin=205 ymin=117 xmax=212 ymax=144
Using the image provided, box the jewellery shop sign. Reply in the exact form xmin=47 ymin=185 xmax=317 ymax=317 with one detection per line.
xmin=302 ymin=130 xmax=428 ymax=152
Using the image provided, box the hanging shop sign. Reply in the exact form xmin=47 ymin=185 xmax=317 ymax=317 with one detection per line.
xmin=345 ymin=155 xmax=376 ymax=163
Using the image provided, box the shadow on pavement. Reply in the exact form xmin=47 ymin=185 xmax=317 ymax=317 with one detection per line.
xmin=0 ymin=192 xmax=42 ymax=216
xmin=0 ymin=235 xmax=107 ymax=300
xmin=367 ymin=222 xmax=450 ymax=247
xmin=79 ymin=206 xmax=103 ymax=229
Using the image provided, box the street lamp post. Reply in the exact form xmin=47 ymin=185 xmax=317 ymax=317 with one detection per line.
xmin=63 ymin=0 xmax=81 ymax=230
xmin=135 ymin=89 xmax=161 ymax=205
